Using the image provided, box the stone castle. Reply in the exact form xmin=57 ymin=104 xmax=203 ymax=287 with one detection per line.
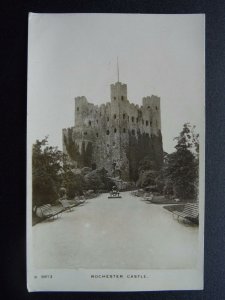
xmin=63 ymin=80 xmax=163 ymax=181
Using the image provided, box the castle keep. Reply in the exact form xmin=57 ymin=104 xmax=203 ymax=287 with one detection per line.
xmin=63 ymin=80 xmax=163 ymax=181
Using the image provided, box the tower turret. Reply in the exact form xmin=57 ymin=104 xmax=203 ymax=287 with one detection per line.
xmin=110 ymin=82 xmax=127 ymax=102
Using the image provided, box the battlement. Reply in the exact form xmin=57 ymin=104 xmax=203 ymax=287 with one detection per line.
xmin=110 ymin=81 xmax=127 ymax=102
xmin=143 ymin=95 xmax=160 ymax=105
xmin=75 ymin=96 xmax=88 ymax=103
xmin=64 ymin=80 xmax=163 ymax=181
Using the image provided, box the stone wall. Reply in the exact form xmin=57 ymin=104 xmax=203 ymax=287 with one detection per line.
xmin=63 ymin=81 xmax=163 ymax=181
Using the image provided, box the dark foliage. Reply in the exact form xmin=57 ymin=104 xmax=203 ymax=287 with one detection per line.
xmin=163 ymin=123 xmax=199 ymax=200
xmin=63 ymin=127 xmax=80 ymax=162
xmin=127 ymin=131 xmax=163 ymax=181
xmin=32 ymin=137 xmax=63 ymax=207
xmin=64 ymin=128 xmax=93 ymax=168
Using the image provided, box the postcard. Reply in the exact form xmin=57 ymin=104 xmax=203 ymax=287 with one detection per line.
xmin=27 ymin=13 xmax=205 ymax=291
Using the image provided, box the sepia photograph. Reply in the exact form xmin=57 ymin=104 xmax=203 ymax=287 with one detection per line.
xmin=27 ymin=13 xmax=205 ymax=291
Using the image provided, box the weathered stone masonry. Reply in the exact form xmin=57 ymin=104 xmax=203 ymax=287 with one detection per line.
xmin=63 ymin=81 xmax=163 ymax=181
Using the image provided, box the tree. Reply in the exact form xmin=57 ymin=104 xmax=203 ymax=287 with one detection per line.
xmin=32 ymin=137 xmax=63 ymax=207
xmin=62 ymin=169 xmax=87 ymax=199
xmin=84 ymin=168 xmax=114 ymax=192
xmin=164 ymin=123 xmax=199 ymax=200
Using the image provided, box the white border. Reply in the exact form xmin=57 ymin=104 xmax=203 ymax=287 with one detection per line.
xmin=27 ymin=13 xmax=205 ymax=292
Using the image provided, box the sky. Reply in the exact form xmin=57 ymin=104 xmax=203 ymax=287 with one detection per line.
xmin=27 ymin=13 xmax=205 ymax=154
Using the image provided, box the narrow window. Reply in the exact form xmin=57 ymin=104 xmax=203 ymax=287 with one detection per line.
xmin=89 ymin=121 xmax=91 ymax=126
xmin=107 ymin=117 xmax=109 ymax=122
xmin=142 ymin=120 xmax=144 ymax=125
xmin=146 ymin=121 xmax=149 ymax=126
xmin=96 ymin=133 xmax=98 ymax=137
xmin=155 ymin=106 xmax=158 ymax=110
xmin=148 ymin=106 xmax=150 ymax=109
xmin=123 ymin=113 xmax=125 ymax=119
xmin=132 ymin=129 xmax=135 ymax=135
xmin=150 ymin=121 xmax=152 ymax=126
xmin=107 ymin=144 xmax=109 ymax=147
xmin=123 ymin=128 xmax=126 ymax=133
xmin=114 ymin=114 xmax=116 ymax=119
xmin=132 ymin=117 xmax=134 ymax=122
xmin=113 ymin=142 xmax=115 ymax=146
xmin=136 ymin=117 xmax=138 ymax=123
xmin=100 ymin=112 xmax=102 ymax=117
xmin=114 ymin=96 xmax=116 ymax=100
xmin=106 ymin=130 xmax=110 ymax=135
xmin=156 ymin=120 xmax=158 ymax=126
xmin=121 ymin=96 xmax=124 ymax=100
xmin=128 ymin=116 xmax=129 ymax=122
xmin=96 ymin=119 xmax=98 ymax=124
xmin=77 ymin=107 xmax=79 ymax=111
xmin=84 ymin=132 xmax=87 ymax=136
xmin=114 ymin=128 xmax=117 ymax=133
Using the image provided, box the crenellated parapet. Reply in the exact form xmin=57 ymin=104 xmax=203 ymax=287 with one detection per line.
xmin=63 ymin=80 xmax=163 ymax=181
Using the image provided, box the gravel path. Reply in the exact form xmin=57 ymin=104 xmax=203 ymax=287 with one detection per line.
xmin=33 ymin=191 xmax=198 ymax=269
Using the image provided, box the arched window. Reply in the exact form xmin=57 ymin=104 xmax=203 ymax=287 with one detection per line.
xmin=114 ymin=128 xmax=117 ymax=133
xmin=96 ymin=119 xmax=98 ymax=124
xmin=89 ymin=121 xmax=91 ymax=126
xmin=132 ymin=117 xmax=134 ymax=122
xmin=106 ymin=130 xmax=110 ymax=135
xmin=96 ymin=133 xmax=98 ymax=137
xmin=107 ymin=117 xmax=109 ymax=122
xmin=114 ymin=114 xmax=116 ymax=119
xmin=146 ymin=120 xmax=149 ymax=126
xmin=123 ymin=113 xmax=126 ymax=119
